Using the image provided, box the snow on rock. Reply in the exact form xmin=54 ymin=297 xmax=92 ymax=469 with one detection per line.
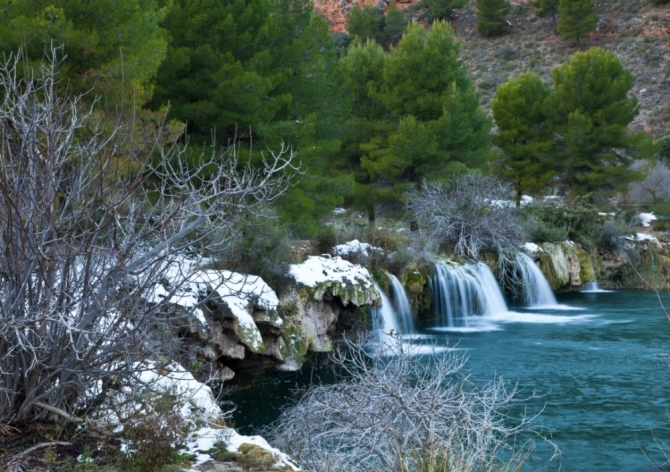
xmin=639 ymin=213 xmax=657 ymax=227
xmin=288 ymin=255 xmax=380 ymax=306
xmin=184 ymin=427 xmax=300 ymax=470
xmin=95 ymin=361 xmax=223 ymax=433
xmin=627 ymin=232 xmax=662 ymax=249
xmin=332 ymin=239 xmax=383 ymax=257
xmin=522 ymin=242 xmax=542 ymax=255
xmin=138 ymin=362 xmax=223 ymax=426
xmin=150 ymin=269 xmax=280 ymax=354
xmin=105 ymin=362 xmax=300 ymax=470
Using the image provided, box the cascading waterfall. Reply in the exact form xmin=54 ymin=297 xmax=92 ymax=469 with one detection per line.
xmin=372 ymin=282 xmax=400 ymax=344
xmin=516 ymin=253 xmax=558 ymax=306
xmin=388 ymin=273 xmax=415 ymax=333
xmin=432 ymin=262 xmax=509 ymax=327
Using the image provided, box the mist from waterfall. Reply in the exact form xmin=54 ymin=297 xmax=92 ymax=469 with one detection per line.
xmin=388 ymin=273 xmax=415 ymax=333
xmin=432 ymin=262 xmax=509 ymax=328
xmin=517 ymin=253 xmax=558 ymax=307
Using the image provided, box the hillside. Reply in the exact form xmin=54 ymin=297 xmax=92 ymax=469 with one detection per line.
xmin=317 ymin=0 xmax=670 ymax=135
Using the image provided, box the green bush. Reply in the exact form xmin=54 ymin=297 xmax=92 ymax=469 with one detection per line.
xmin=213 ymin=214 xmax=294 ymax=286
xmin=651 ymin=198 xmax=670 ymax=219
xmin=521 ymin=197 xmax=603 ymax=247
xmin=654 ymin=221 xmax=669 ymax=231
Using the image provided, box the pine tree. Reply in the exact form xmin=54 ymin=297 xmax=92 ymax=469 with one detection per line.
xmin=547 ymin=48 xmax=643 ymax=195
xmin=0 ymin=0 xmax=169 ymax=105
xmin=476 ymin=0 xmax=511 ymax=37
xmin=530 ymin=0 xmax=559 ymax=34
xmin=357 ymin=21 xmax=490 ymax=215
xmin=558 ymin=0 xmax=598 ymax=49
xmin=492 ymin=72 xmax=554 ymax=205
xmin=346 ymin=5 xmax=385 ymax=43
xmin=425 ymin=0 xmax=466 ymax=22
xmin=384 ymin=0 xmax=407 ymax=43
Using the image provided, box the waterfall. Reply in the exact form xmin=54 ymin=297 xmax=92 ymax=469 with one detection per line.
xmin=432 ymin=262 xmax=509 ymax=327
xmin=582 ymin=280 xmax=611 ymax=293
xmin=517 ymin=253 xmax=558 ymax=307
xmin=372 ymin=282 xmax=400 ymax=344
xmin=388 ymin=273 xmax=415 ymax=333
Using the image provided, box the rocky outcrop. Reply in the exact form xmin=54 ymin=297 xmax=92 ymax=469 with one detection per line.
xmin=282 ymin=255 xmax=381 ymax=355
xmin=152 ymin=256 xmax=382 ymax=381
xmin=524 ymin=235 xmax=670 ymax=291
xmin=526 ymin=241 xmax=595 ymax=291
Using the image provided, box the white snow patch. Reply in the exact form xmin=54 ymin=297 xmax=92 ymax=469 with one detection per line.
xmin=639 ymin=212 xmax=657 ymax=227
xmin=522 ymin=242 xmax=542 ymax=254
xmin=627 ymin=233 xmax=661 ymax=248
xmin=289 ymin=255 xmax=374 ymax=289
xmin=99 ymin=362 xmax=299 ymax=470
xmin=333 ymin=239 xmax=383 ymax=257
xmin=183 ymin=427 xmax=300 ymax=470
xmin=146 ymin=269 xmax=278 ymax=351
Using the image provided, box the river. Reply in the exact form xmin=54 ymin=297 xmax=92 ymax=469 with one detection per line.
xmin=229 ymin=290 xmax=670 ymax=471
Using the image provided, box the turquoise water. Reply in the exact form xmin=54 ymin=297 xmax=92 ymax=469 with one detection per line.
xmin=229 ymin=291 xmax=670 ymax=471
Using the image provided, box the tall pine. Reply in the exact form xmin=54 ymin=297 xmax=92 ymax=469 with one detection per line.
xmin=355 ymin=21 xmax=490 ymax=219
xmin=384 ymin=0 xmax=407 ymax=43
xmin=547 ymin=48 xmax=643 ymax=195
xmin=476 ymin=0 xmax=510 ymax=37
xmin=558 ymin=0 xmax=598 ymax=49
xmin=492 ymin=72 xmax=554 ymax=205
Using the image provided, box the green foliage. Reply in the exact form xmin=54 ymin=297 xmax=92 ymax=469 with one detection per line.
xmin=547 ymin=48 xmax=644 ymax=196
xmin=558 ymin=0 xmax=598 ymax=47
xmin=214 ymin=214 xmax=294 ymax=286
xmin=657 ymin=135 xmax=670 ymax=166
xmin=649 ymin=0 xmax=670 ymax=4
xmin=0 ymin=0 xmax=168 ymax=105
xmin=651 ymin=198 xmax=670 ymax=219
xmin=347 ymin=5 xmax=385 ymax=43
xmin=153 ymin=0 xmax=354 ymax=237
xmin=384 ymin=0 xmax=407 ymax=42
xmin=341 ymin=21 xmax=490 ymax=219
xmin=476 ymin=0 xmax=511 ymax=37
xmin=522 ymin=197 xmax=603 ymax=247
xmin=492 ymin=72 xmax=554 ymax=205
xmin=425 ymin=0 xmax=466 ymax=21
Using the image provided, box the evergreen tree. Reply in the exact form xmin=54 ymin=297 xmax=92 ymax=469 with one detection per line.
xmin=492 ymin=72 xmax=554 ymax=205
xmin=530 ymin=0 xmax=559 ymax=34
xmin=557 ymin=0 xmax=598 ymax=49
xmin=355 ymin=21 xmax=490 ymax=218
xmin=339 ymin=41 xmax=387 ymax=221
xmin=476 ymin=0 xmax=511 ymax=37
xmin=547 ymin=48 xmax=643 ymax=195
xmin=384 ymin=0 xmax=407 ymax=43
xmin=153 ymin=0 xmax=354 ymax=236
xmin=425 ymin=0 xmax=466 ymax=22
xmin=346 ymin=5 xmax=385 ymax=43
xmin=0 ymin=0 xmax=168 ymax=105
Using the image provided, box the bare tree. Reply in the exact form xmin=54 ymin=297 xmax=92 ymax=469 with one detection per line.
xmin=0 ymin=50 xmax=297 ymax=425
xmin=628 ymin=160 xmax=670 ymax=204
xmin=266 ymin=336 xmax=557 ymax=472
xmin=407 ymin=174 xmax=524 ymax=276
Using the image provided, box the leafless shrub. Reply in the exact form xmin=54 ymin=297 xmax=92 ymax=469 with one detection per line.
xmin=0 ymin=49 xmax=297 ymax=425
xmin=407 ymin=174 xmax=524 ymax=275
xmin=628 ymin=160 xmax=670 ymax=204
xmin=266 ymin=336 xmax=558 ymax=472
